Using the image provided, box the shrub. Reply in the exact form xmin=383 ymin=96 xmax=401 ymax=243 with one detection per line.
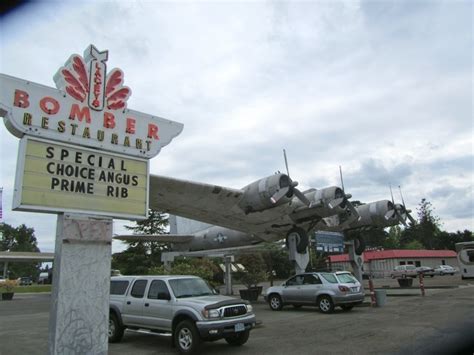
xmin=236 ymin=253 xmax=267 ymax=289
xmin=0 ymin=279 xmax=18 ymax=293
xmin=149 ymin=258 xmax=219 ymax=287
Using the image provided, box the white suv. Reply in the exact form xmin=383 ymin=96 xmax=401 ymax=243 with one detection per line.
xmin=390 ymin=265 xmax=418 ymax=278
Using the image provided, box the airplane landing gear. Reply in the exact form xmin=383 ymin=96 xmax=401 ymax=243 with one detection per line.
xmin=285 ymin=227 xmax=308 ymax=253
xmin=352 ymin=235 xmax=365 ymax=255
xmin=286 ymin=227 xmax=309 ymax=274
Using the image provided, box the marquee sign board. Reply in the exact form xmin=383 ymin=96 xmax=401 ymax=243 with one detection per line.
xmin=1 ymin=44 xmax=183 ymax=218
xmin=0 ymin=45 xmax=183 ymax=159
xmin=14 ymin=137 xmax=148 ymax=219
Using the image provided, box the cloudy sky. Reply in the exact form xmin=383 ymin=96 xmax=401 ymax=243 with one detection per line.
xmin=0 ymin=0 xmax=472 ymax=253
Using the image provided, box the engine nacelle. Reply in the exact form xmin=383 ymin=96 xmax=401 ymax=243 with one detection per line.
xmin=238 ymin=173 xmax=291 ymax=213
xmin=311 ymin=186 xmax=348 ymax=215
xmin=289 ymin=186 xmax=359 ymax=226
xmin=292 ymin=186 xmax=345 ymax=217
xmin=352 ymin=200 xmax=398 ymax=228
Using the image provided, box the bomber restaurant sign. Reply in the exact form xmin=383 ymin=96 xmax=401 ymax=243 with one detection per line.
xmin=0 ymin=44 xmax=183 ymax=219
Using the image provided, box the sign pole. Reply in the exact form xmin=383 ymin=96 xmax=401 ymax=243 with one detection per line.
xmin=48 ymin=213 xmax=112 ymax=355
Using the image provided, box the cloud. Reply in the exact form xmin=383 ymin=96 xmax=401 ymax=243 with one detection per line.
xmin=0 ymin=0 xmax=472 ymax=253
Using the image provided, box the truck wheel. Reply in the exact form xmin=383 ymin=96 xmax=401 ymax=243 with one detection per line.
xmin=268 ymin=294 xmax=283 ymax=311
xmin=174 ymin=320 xmax=201 ymax=354
xmin=108 ymin=313 xmax=124 ymax=343
xmin=317 ymin=295 xmax=334 ymax=314
xmin=225 ymin=329 xmax=250 ymax=346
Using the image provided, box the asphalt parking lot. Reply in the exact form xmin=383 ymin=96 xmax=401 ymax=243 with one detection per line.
xmin=1 ymin=275 xmax=473 ymax=355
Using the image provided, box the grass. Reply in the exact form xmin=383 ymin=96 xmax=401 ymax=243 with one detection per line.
xmin=6 ymin=285 xmax=52 ymax=293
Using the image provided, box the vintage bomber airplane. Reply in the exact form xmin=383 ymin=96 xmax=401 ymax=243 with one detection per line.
xmin=115 ymin=171 xmax=414 ymax=255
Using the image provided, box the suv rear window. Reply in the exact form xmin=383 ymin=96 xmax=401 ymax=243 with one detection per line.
xmin=110 ymin=280 xmax=129 ymax=295
xmin=336 ymin=273 xmax=357 ymax=284
xmin=320 ymin=273 xmax=338 ymax=283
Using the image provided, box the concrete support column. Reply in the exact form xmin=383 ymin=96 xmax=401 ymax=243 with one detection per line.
xmin=3 ymin=261 xmax=8 ymax=278
xmin=224 ymin=255 xmax=233 ymax=295
xmin=346 ymin=240 xmax=364 ymax=294
xmin=48 ymin=213 xmax=112 ymax=355
xmin=288 ymin=234 xmax=309 ymax=274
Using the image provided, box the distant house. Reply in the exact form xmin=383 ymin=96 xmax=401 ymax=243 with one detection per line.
xmin=328 ymin=249 xmax=458 ymax=277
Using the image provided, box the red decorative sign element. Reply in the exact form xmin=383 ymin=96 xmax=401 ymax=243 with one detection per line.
xmin=54 ymin=45 xmax=131 ymax=111
xmin=1 ymin=44 xmax=183 ymax=159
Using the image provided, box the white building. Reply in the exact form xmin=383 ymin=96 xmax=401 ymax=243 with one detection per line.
xmin=328 ymin=249 xmax=458 ymax=278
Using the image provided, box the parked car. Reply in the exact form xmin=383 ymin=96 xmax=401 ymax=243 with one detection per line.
xmin=434 ymin=265 xmax=456 ymax=276
xmin=19 ymin=277 xmax=33 ymax=286
xmin=263 ymin=272 xmax=364 ymax=314
xmin=109 ymin=275 xmax=256 ymax=353
xmin=415 ymin=266 xmax=435 ymax=278
xmin=390 ymin=265 xmax=418 ymax=279
xmin=37 ymin=272 xmax=50 ymax=284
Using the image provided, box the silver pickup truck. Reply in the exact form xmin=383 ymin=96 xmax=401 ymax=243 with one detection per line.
xmin=109 ymin=275 xmax=256 ymax=354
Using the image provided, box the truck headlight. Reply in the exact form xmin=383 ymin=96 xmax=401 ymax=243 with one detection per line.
xmin=202 ymin=309 xmax=220 ymax=319
xmin=246 ymin=304 xmax=253 ymax=313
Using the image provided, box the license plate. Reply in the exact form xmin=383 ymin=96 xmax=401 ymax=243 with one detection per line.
xmin=234 ymin=323 xmax=245 ymax=332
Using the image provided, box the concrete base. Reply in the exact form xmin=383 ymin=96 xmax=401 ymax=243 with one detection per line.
xmin=48 ymin=213 xmax=112 ymax=355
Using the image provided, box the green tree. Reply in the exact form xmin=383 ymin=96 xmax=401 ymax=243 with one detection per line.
xmin=235 ymin=253 xmax=267 ymax=289
xmin=434 ymin=230 xmax=473 ymax=250
xmin=385 ymin=225 xmax=402 ymax=249
xmin=261 ymin=243 xmax=292 ymax=284
xmin=403 ymin=240 xmax=424 ymax=250
xmin=112 ymin=209 xmax=169 ymax=274
xmin=346 ymin=228 xmax=388 ymax=249
xmin=0 ymin=223 xmax=40 ymax=279
xmin=415 ymin=198 xmax=441 ymax=249
xmin=150 ymin=258 xmax=220 ymax=286
xmin=400 ymin=199 xmax=439 ymax=249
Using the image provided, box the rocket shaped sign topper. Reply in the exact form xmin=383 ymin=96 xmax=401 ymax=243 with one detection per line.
xmin=54 ymin=45 xmax=131 ymax=112
xmin=1 ymin=44 xmax=183 ymax=158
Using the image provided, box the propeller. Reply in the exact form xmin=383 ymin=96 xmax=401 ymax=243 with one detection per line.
xmin=389 ymin=184 xmax=407 ymax=226
xmin=330 ymin=166 xmax=359 ymax=219
xmin=271 ymin=150 xmax=311 ymax=206
xmin=398 ymin=185 xmax=416 ymax=225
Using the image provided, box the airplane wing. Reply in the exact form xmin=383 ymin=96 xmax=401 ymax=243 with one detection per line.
xmin=114 ymin=234 xmax=195 ymax=243
xmin=149 ymin=175 xmax=295 ymax=240
xmin=149 ymin=174 xmax=357 ymax=242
